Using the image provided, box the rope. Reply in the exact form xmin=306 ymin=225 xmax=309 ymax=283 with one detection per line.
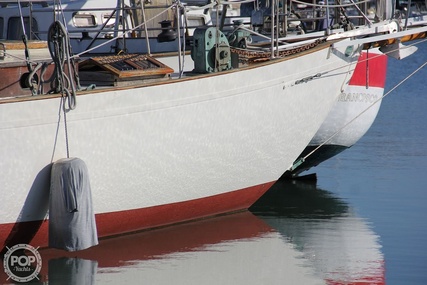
xmin=26 ymin=62 xmax=43 ymax=94
xmin=299 ymin=47 xmax=427 ymax=165
xmin=48 ymin=20 xmax=79 ymax=159
xmin=62 ymin=95 xmax=70 ymax=159
xmin=48 ymin=21 xmax=77 ymax=109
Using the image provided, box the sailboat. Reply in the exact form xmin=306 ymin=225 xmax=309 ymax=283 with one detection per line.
xmin=278 ymin=0 xmax=426 ymax=177
xmin=288 ymin=48 xmax=388 ymax=177
xmin=0 ymin=0 xmax=425 ymax=253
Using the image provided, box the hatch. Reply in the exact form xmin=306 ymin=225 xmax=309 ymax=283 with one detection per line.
xmin=78 ymin=53 xmax=174 ymax=87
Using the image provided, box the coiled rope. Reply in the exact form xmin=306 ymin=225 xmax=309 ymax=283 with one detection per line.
xmin=48 ymin=20 xmax=80 ymax=158
xmin=47 ymin=20 xmax=78 ymax=110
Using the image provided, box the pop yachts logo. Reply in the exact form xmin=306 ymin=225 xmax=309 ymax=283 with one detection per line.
xmin=3 ymin=244 xmax=42 ymax=283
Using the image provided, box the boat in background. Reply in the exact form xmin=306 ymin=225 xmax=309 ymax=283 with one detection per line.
xmin=279 ymin=0 xmax=426 ymax=178
xmin=0 ymin=0 xmax=426 ymax=254
xmin=287 ymin=48 xmax=388 ymax=177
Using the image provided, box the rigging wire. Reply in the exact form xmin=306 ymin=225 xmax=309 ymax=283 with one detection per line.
xmin=72 ymin=5 xmax=175 ymax=58
xmin=5 ymin=28 xmax=425 ymax=91
xmin=5 ymin=2 xmax=426 ymax=96
xmin=17 ymin=0 xmax=38 ymax=95
xmin=17 ymin=0 xmax=26 ymax=37
xmin=177 ymin=1 xmax=188 ymax=78
xmin=304 ymin=34 xmax=427 ymax=86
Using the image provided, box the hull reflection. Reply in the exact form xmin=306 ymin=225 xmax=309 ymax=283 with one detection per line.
xmin=1 ymin=181 xmax=385 ymax=284
xmin=1 ymin=211 xmax=323 ymax=284
xmin=251 ymin=179 xmax=385 ymax=285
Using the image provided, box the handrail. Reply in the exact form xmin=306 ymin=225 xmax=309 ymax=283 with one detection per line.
xmin=291 ymin=0 xmax=371 ymax=8
xmin=72 ymin=3 xmax=176 ymax=58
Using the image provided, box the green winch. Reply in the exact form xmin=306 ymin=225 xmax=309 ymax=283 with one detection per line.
xmin=191 ymin=27 xmax=231 ymax=73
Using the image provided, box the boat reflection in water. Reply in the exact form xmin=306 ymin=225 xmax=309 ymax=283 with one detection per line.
xmin=1 ymin=181 xmax=383 ymax=284
xmin=251 ymin=179 xmax=385 ymax=285
xmin=20 ymin=211 xmax=323 ymax=284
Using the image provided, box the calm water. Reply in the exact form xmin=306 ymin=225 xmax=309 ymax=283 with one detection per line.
xmin=306 ymin=40 xmax=427 ymax=285
xmin=3 ymin=41 xmax=427 ymax=284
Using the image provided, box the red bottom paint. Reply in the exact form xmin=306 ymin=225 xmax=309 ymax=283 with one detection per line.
xmin=1 ymin=181 xmax=274 ymax=254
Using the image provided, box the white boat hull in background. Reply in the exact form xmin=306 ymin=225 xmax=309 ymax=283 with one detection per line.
xmin=288 ymin=49 xmax=388 ymax=176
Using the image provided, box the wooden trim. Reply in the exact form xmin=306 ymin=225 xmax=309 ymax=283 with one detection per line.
xmin=0 ymin=40 xmax=48 ymax=50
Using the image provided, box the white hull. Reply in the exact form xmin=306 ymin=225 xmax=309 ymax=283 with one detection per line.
xmin=310 ymin=50 xmax=387 ymax=147
xmin=311 ymin=84 xmax=383 ymax=146
xmin=0 ymin=42 xmax=360 ymax=248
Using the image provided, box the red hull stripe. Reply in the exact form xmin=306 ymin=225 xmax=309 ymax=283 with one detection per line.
xmin=349 ymin=51 xmax=388 ymax=88
xmin=1 ymin=182 xmax=274 ymax=253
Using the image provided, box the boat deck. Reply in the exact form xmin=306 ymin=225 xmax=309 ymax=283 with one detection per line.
xmin=0 ymin=41 xmax=51 ymax=66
